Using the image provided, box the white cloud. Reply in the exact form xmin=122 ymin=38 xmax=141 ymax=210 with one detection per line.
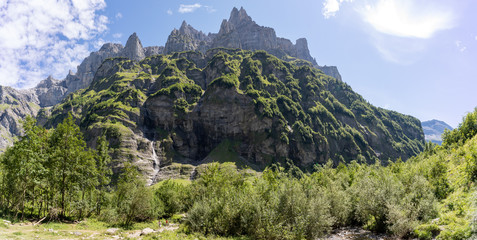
xmin=321 ymin=0 xmax=456 ymax=64
xmin=475 ymin=36 xmax=477 ymax=41
xmin=322 ymin=0 xmax=354 ymax=19
xmin=322 ymin=0 xmax=455 ymax=38
xmin=178 ymin=3 xmax=201 ymax=13
xmin=167 ymin=9 xmax=173 ymax=15
xmin=360 ymin=0 xmax=455 ymax=39
xmin=112 ymin=33 xmax=123 ymax=39
xmin=0 ymin=0 xmax=108 ymax=88
xmin=455 ymin=40 xmax=466 ymax=52
xmin=204 ymin=5 xmax=216 ymax=13
xmin=323 ymin=0 xmax=339 ymax=18
xmin=115 ymin=12 xmax=122 ymax=19
xmin=373 ymin=35 xmax=426 ymax=64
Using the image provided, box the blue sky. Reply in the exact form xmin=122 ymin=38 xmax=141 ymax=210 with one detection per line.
xmin=0 ymin=0 xmax=476 ymax=127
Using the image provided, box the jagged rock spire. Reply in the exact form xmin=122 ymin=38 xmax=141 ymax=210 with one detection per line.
xmin=229 ymin=7 xmax=253 ymax=26
xmin=123 ymin=32 xmax=146 ymax=61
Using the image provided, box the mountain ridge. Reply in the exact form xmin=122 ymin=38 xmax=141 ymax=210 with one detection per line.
xmin=0 ymin=7 xmax=424 ymax=179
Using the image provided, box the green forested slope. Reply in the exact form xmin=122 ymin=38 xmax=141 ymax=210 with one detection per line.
xmin=40 ymin=49 xmax=424 ymax=177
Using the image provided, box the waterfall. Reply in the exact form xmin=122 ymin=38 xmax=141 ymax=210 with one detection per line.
xmin=151 ymin=141 xmax=160 ymax=183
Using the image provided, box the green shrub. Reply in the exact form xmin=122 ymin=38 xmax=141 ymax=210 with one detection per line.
xmin=414 ymin=223 xmax=440 ymax=240
xmin=209 ymin=74 xmax=240 ymax=89
xmin=154 ymin=180 xmax=190 ymax=218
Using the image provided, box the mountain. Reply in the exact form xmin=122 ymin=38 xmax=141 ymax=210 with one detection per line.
xmin=0 ymin=7 xmax=425 ymax=182
xmin=41 ymin=49 xmax=424 ymax=184
xmin=0 ymin=7 xmax=321 ymax=150
xmin=422 ymin=119 xmax=453 ymax=145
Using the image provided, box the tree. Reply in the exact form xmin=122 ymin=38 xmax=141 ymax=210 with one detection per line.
xmin=115 ymin=163 xmax=156 ymax=225
xmin=48 ymin=113 xmax=93 ymax=217
xmin=0 ymin=116 xmax=48 ymax=220
xmin=95 ymin=135 xmax=112 ymax=215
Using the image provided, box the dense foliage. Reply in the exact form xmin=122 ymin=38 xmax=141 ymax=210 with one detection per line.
xmin=0 ymin=114 xmax=109 ymax=220
xmin=1 ymin=109 xmax=477 ymax=240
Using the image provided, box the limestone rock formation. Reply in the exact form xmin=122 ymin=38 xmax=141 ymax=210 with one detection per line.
xmin=0 ymin=86 xmax=40 ymax=151
xmin=164 ymin=21 xmax=213 ymax=54
xmin=64 ymin=43 xmax=124 ymax=96
xmin=318 ymin=66 xmax=342 ymax=81
xmin=163 ymin=7 xmax=318 ymax=66
xmin=35 ymin=76 xmax=68 ymax=107
xmin=123 ymin=32 xmax=146 ymax=62
xmin=145 ymin=46 xmax=164 ymax=56
xmin=34 ymin=33 xmax=162 ymax=108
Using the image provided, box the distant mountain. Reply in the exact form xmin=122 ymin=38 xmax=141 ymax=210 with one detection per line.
xmin=422 ymin=119 xmax=453 ymax=145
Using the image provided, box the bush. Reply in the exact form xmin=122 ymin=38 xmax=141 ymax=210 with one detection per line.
xmin=114 ymin=164 xmax=159 ymax=225
xmin=186 ymin=164 xmax=334 ymax=239
xmin=154 ymin=180 xmax=189 ymax=218
xmin=414 ymin=223 xmax=440 ymax=240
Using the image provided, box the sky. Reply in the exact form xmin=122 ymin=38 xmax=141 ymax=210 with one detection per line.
xmin=0 ymin=0 xmax=476 ymax=128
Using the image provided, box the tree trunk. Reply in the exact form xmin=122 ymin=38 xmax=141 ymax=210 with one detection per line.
xmin=21 ymin=187 xmax=26 ymax=222
xmin=61 ymin=170 xmax=66 ymax=218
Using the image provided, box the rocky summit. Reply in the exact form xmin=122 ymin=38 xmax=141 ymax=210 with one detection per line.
xmin=0 ymin=7 xmax=425 ymax=181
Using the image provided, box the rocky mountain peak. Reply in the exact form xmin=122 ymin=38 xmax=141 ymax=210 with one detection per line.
xmin=229 ymin=7 xmax=253 ymax=26
xmin=165 ymin=21 xmax=211 ymax=54
xmin=123 ymin=32 xmax=146 ymax=61
xmin=99 ymin=42 xmax=124 ymax=53
xmin=36 ymin=75 xmax=59 ymax=88
xmin=179 ymin=20 xmax=190 ymax=33
xmin=178 ymin=21 xmax=208 ymax=40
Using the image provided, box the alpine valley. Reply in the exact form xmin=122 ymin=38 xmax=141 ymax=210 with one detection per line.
xmin=0 ymin=7 xmax=425 ymax=184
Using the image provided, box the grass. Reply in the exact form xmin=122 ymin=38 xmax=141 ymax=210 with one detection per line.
xmin=205 ymin=139 xmax=242 ymax=164
xmin=0 ymin=103 xmax=10 ymax=111
xmin=204 ymin=139 xmax=263 ymax=171
xmin=151 ymin=178 xmax=192 ymax=190
xmin=0 ymin=217 xmax=247 ymax=240
xmin=142 ymin=231 xmax=251 ymax=240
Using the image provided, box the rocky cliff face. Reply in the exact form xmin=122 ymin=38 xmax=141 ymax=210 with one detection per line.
xmin=0 ymin=86 xmax=40 ymax=151
xmin=164 ymin=21 xmax=213 ymax=54
xmin=164 ymin=7 xmax=318 ymax=66
xmin=43 ymin=50 xmax=425 ymax=184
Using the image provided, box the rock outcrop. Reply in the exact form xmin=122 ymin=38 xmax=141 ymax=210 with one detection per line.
xmin=34 ymin=33 xmax=161 ymax=108
xmin=123 ymin=32 xmax=146 ymax=62
xmin=35 ymin=76 xmax=68 ymax=107
xmin=163 ymin=7 xmax=318 ymax=66
xmin=0 ymin=86 xmax=40 ymax=151
xmin=164 ymin=21 xmax=212 ymax=54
